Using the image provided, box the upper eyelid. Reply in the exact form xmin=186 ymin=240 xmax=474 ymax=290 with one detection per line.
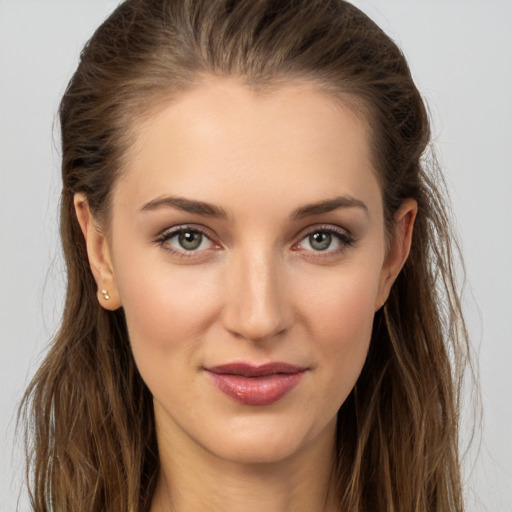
xmin=294 ymin=223 xmax=352 ymax=241
xmin=157 ymin=224 xmax=216 ymax=240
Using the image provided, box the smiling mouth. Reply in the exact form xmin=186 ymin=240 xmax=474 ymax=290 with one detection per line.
xmin=204 ymin=362 xmax=307 ymax=405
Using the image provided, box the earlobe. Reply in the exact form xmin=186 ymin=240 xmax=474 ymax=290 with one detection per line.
xmin=375 ymin=198 xmax=417 ymax=310
xmin=74 ymin=193 xmax=122 ymax=310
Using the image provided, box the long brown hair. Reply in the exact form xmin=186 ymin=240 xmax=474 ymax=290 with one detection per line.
xmin=20 ymin=1 xmax=469 ymax=510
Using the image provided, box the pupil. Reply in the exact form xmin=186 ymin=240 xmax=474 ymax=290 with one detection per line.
xmin=310 ymin=232 xmax=331 ymax=251
xmin=179 ymin=231 xmax=202 ymax=250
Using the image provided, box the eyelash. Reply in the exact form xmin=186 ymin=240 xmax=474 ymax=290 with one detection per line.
xmin=155 ymin=224 xmax=355 ymax=260
xmin=155 ymin=225 xmax=220 ymax=259
xmin=292 ymin=225 xmax=355 ymax=258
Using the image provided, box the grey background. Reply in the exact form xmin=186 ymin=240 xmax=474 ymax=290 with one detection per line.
xmin=1 ymin=1 xmax=511 ymax=510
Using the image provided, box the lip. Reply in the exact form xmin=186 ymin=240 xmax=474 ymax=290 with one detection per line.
xmin=205 ymin=363 xmax=307 ymax=406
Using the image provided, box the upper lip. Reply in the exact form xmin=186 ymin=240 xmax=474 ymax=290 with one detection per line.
xmin=205 ymin=362 xmax=307 ymax=377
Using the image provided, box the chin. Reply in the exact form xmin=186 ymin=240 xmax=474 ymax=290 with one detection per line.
xmin=195 ymin=414 xmax=336 ymax=467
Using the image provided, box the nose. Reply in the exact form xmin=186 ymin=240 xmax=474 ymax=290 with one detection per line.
xmin=221 ymin=249 xmax=292 ymax=342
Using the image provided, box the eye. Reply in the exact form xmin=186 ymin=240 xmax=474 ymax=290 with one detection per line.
xmin=307 ymin=231 xmax=333 ymax=251
xmin=294 ymin=226 xmax=354 ymax=255
xmin=175 ymin=230 xmax=206 ymax=251
xmin=156 ymin=225 xmax=219 ymax=258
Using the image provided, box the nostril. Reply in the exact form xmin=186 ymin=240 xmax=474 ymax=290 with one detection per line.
xmin=221 ymin=254 xmax=292 ymax=341
xmin=225 ymin=313 xmax=288 ymax=343
xmin=222 ymin=295 xmax=291 ymax=342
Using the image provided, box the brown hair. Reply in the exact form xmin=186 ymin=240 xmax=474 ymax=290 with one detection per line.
xmin=20 ymin=1 xmax=469 ymax=510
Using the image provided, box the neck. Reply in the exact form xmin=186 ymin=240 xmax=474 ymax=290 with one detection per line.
xmin=150 ymin=413 xmax=339 ymax=512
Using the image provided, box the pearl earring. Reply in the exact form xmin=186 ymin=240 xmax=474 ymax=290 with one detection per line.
xmin=101 ymin=289 xmax=110 ymax=300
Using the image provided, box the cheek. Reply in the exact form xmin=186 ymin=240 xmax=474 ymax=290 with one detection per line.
xmin=114 ymin=260 xmax=225 ymax=406
xmin=112 ymin=241 xmax=220 ymax=357
xmin=301 ymin=261 xmax=380 ymax=342
xmin=297 ymin=262 xmax=382 ymax=398
xmin=330 ymin=282 xmax=376 ymax=347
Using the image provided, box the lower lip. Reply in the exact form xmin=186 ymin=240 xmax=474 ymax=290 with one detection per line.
xmin=206 ymin=371 xmax=305 ymax=406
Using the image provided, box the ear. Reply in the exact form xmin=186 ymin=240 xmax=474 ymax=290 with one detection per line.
xmin=74 ymin=193 xmax=122 ymax=310
xmin=375 ymin=198 xmax=417 ymax=311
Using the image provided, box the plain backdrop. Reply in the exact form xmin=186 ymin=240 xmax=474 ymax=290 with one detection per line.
xmin=1 ymin=1 xmax=511 ymax=510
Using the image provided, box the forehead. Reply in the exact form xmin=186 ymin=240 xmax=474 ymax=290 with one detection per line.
xmin=114 ymin=78 xmax=381 ymax=219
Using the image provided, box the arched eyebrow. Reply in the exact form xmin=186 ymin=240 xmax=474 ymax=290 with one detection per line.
xmin=140 ymin=194 xmax=368 ymax=219
xmin=290 ymin=195 xmax=369 ymax=219
xmin=140 ymin=196 xmax=228 ymax=218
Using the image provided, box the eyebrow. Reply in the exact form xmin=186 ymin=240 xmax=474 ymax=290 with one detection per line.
xmin=140 ymin=196 xmax=228 ymax=218
xmin=140 ymin=194 xmax=368 ymax=219
xmin=290 ymin=195 xmax=369 ymax=219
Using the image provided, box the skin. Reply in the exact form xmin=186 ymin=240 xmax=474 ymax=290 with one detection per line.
xmin=75 ymin=78 xmax=416 ymax=512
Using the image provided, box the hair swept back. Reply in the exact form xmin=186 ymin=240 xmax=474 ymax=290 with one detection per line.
xmin=19 ymin=1 xmax=469 ymax=511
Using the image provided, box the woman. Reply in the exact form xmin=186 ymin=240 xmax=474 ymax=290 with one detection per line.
xmin=20 ymin=0 xmax=469 ymax=511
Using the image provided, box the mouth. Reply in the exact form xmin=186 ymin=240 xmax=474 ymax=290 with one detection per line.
xmin=204 ymin=362 xmax=307 ymax=406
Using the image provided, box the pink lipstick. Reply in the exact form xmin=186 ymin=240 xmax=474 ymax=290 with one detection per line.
xmin=205 ymin=363 xmax=306 ymax=405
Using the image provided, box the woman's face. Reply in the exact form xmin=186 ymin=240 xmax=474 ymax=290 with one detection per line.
xmin=82 ymin=78 xmax=414 ymax=465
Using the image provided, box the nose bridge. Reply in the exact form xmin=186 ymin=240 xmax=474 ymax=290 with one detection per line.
xmin=223 ymin=245 xmax=289 ymax=341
